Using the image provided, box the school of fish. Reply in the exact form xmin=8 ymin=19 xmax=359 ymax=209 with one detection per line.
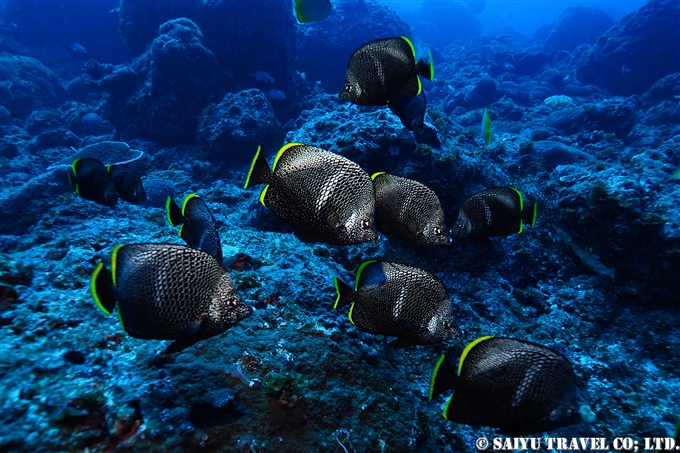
xmin=73 ymin=18 xmax=583 ymax=436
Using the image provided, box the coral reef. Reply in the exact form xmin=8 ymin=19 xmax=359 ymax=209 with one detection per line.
xmin=1 ymin=1 xmax=679 ymax=452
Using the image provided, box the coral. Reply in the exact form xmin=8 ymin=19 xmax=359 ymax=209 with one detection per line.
xmin=544 ymin=95 xmax=575 ymax=108
xmin=48 ymin=141 xmax=143 ymax=170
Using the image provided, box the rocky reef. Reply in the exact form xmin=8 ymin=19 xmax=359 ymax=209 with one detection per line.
xmin=1 ymin=1 xmax=679 ymax=452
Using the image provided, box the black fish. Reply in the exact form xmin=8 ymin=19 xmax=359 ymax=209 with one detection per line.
xmin=387 ymin=91 xmax=426 ymax=133
xmin=429 ymin=336 xmax=581 ymax=434
xmin=68 ymin=157 xmax=117 ymax=207
xmin=244 ymin=143 xmax=377 ymax=245
xmin=166 ymin=194 xmax=223 ymax=263
xmin=372 ymin=172 xmax=450 ymax=246
xmin=91 ymin=243 xmax=252 ymax=354
xmin=339 ymin=36 xmax=434 ymax=106
xmin=108 ymin=165 xmax=147 ymax=204
xmin=333 ymin=261 xmax=460 ymax=347
xmin=450 ymin=187 xmax=537 ymax=242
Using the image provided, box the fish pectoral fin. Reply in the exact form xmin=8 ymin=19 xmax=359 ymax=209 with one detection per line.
xmin=388 ymin=337 xmax=417 ymax=348
xmin=395 ymin=318 xmax=423 ymax=332
xmin=162 ymin=338 xmax=202 ymax=355
xmin=177 ymin=317 xmax=205 ymax=337
xmin=293 ymin=230 xmax=322 ymax=244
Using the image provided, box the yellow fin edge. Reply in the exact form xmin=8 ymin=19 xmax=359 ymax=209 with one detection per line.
xmin=355 ymin=260 xmax=378 ymax=290
xmin=348 ymin=302 xmax=355 ymax=325
xmin=401 ymin=35 xmax=416 ymax=58
xmin=370 ymin=171 xmax=387 ymax=181
xmin=458 ymin=335 xmax=494 ymax=376
xmin=259 ymin=185 xmax=269 ymax=206
xmin=111 ymin=245 xmax=123 ymax=288
xmin=116 ymin=305 xmax=125 ymax=330
xmin=333 ymin=277 xmax=341 ymax=309
xmin=429 ymin=354 xmax=446 ymax=402
xmin=182 ymin=193 xmax=199 ymax=216
xmin=244 ymin=145 xmax=262 ymax=189
xmin=90 ymin=262 xmax=111 ymax=316
xmin=272 ymin=142 xmax=304 ymax=172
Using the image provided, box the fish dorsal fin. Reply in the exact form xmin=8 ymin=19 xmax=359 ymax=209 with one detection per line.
xmin=401 ymin=36 xmax=416 ymax=58
xmin=355 ymin=260 xmax=379 ymax=290
xmin=111 ymin=245 xmax=124 ymax=287
xmin=181 ymin=193 xmax=201 ymax=217
xmin=458 ymin=336 xmax=494 ymax=375
xmin=370 ymin=171 xmax=387 ymax=181
xmin=166 ymin=196 xmax=184 ymax=227
xmin=272 ymin=142 xmax=305 ymax=171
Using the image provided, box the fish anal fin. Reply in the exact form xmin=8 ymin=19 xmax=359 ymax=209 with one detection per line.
xmin=163 ymin=338 xmax=201 ymax=355
xmin=388 ymin=337 xmax=417 ymax=348
xmin=429 ymin=353 xmax=460 ymax=402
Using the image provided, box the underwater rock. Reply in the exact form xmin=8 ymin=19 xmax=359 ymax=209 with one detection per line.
xmin=543 ymin=6 xmax=614 ymax=53
xmin=296 ymin=0 xmax=411 ymax=92
xmin=640 ymin=72 xmax=680 ymax=107
xmin=0 ymin=54 xmax=67 ymax=120
xmin=197 ymin=89 xmax=284 ymax=166
xmin=76 ymin=113 xmax=114 ymax=137
xmin=143 ymin=178 xmax=176 ymax=208
xmin=131 ymin=18 xmax=225 ymax=143
xmin=577 ymin=0 xmax=680 ymax=95
xmin=119 ymin=0 xmax=295 ymax=96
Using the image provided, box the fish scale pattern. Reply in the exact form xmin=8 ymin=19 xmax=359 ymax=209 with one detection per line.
xmin=341 ymin=37 xmax=420 ymax=105
xmin=374 ymin=173 xmax=449 ymax=245
xmin=449 ymin=338 xmax=576 ymax=431
xmin=455 ymin=188 xmax=524 ymax=238
xmin=351 ymin=261 xmax=459 ymax=343
xmin=114 ymin=244 xmax=247 ymax=340
xmin=264 ymin=145 xmax=376 ymax=245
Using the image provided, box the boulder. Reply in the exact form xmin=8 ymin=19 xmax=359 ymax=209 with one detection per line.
xmin=577 ymin=0 xmax=680 ymax=95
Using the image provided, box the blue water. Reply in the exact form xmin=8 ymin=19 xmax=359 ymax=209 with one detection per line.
xmin=1 ymin=0 xmax=679 ymax=451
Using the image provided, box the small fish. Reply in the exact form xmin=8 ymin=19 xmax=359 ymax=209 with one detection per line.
xmin=450 ymin=187 xmax=537 ymax=243
xmin=339 ymin=36 xmax=434 ymax=106
xmin=245 ymin=143 xmax=377 ymax=245
xmin=387 ymin=91 xmax=426 ymax=133
xmin=248 ymin=70 xmax=276 ymax=84
xmin=166 ymin=194 xmax=223 ymax=263
xmin=91 ymin=243 xmax=252 ymax=354
xmin=372 ymin=172 xmax=450 ymax=246
xmin=264 ymin=89 xmax=286 ymax=101
xmin=70 ymin=42 xmax=87 ymax=54
xmin=481 ymin=107 xmax=492 ymax=147
xmin=294 ymin=0 xmax=332 ymax=23
xmin=621 ymin=64 xmax=631 ymax=75
xmin=107 ymin=165 xmax=146 ymax=205
xmin=333 ymin=261 xmax=460 ymax=347
xmin=429 ymin=336 xmax=581 ymax=434
xmin=68 ymin=158 xmax=117 ymax=207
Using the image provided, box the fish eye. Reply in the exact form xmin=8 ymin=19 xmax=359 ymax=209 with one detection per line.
xmin=344 ymin=84 xmax=352 ymax=92
xmin=434 ymin=227 xmax=443 ymax=235
xmin=443 ymin=320 xmax=451 ymax=329
xmin=360 ymin=219 xmax=371 ymax=229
